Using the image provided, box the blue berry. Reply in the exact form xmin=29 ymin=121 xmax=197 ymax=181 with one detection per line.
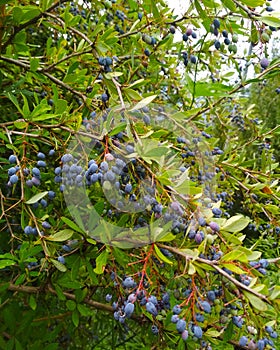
xmin=146 ymin=302 xmax=158 ymax=316
xmin=125 ymin=183 xmax=133 ymax=193
xmin=207 ymin=290 xmax=216 ymax=302
xmin=122 ymin=276 xmax=136 ymax=289
xmin=176 ymin=319 xmax=186 ymax=333
xmin=148 ymin=295 xmax=158 ymax=305
xmin=9 ymin=155 xmax=17 ymax=164
xmin=37 ymin=152 xmax=46 ymax=159
xmin=171 ymin=314 xmax=180 ymax=323
xmin=32 ymin=167 xmax=41 ymax=177
xmin=61 ymin=154 xmax=73 ymax=163
xmin=101 ymin=93 xmax=108 ymax=102
xmin=151 ymin=325 xmax=159 ymax=335
xmin=42 ymin=221 xmax=51 ymax=229
xmin=239 ymin=336 xmax=248 ymax=347
xmin=124 ymin=302 xmax=134 ymax=318
xmin=200 ymin=300 xmax=211 ymax=313
xmin=37 ymin=160 xmax=46 ymax=167
xmin=24 ymin=226 xmax=33 ymax=235
xmin=172 ymin=305 xmax=182 ymax=315
xmin=257 ymin=339 xmax=265 ymax=350
xmin=10 ymin=174 xmax=19 ymax=184
xmin=212 ymin=207 xmax=222 ymax=216
xmin=40 ymin=199 xmax=48 ymax=208
xmin=57 ymin=256 xmax=65 ymax=264
xmin=8 ymin=167 xmax=17 ymax=176
xmin=193 ymin=325 xmax=203 ymax=338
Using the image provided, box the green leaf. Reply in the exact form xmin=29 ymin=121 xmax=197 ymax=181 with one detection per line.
xmin=25 ymin=191 xmax=48 ymax=204
xmin=29 ymin=295 xmax=37 ymax=310
xmin=94 ymin=250 xmax=109 ymax=274
xmin=61 ymin=217 xmax=85 ymax=234
xmin=66 ymin=300 xmax=76 ymax=311
xmin=269 ymin=286 xmax=280 ymax=301
xmin=129 ymin=95 xmax=157 ymax=111
xmin=77 ymin=304 xmax=92 ymax=316
xmin=221 ymin=263 xmax=246 ymax=274
xmin=14 ymin=121 xmax=28 ymax=129
xmin=154 ymin=244 xmax=173 ymax=265
xmin=243 ymin=291 xmax=267 ymax=311
xmin=221 ymin=215 xmax=250 ymax=232
xmin=50 ymin=259 xmax=67 ymax=272
xmin=188 ymin=262 xmax=196 ymax=275
xmin=240 ymin=0 xmax=265 ymax=5
xmin=221 ymin=0 xmax=236 ymax=11
xmin=158 ymin=232 xmax=176 ymax=242
xmin=13 ymin=7 xmax=23 ymax=24
xmin=30 ymin=58 xmax=40 ymax=72
xmin=221 ymin=250 xmax=248 ymax=263
xmin=46 ymin=229 xmax=74 ymax=242
xmin=260 ymin=16 xmax=280 ymax=28
xmin=0 ymin=260 xmax=16 ymax=269
xmin=204 ymin=328 xmax=223 ymax=337
xmin=150 ymin=0 xmax=160 ymax=19
xmin=72 ymin=310 xmax=79 ymax=327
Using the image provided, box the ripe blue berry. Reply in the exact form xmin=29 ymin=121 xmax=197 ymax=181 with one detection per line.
xmin=172 ymin=305 xmax=182 ymax=315
xmin=239 ymin=336 xmax=248 ymax=347
xmin=151 ymin=325 xmax=159 ymax=335
xmin=176 ymin=319 xmax=186 ymax=333
xmin=200 ymin=300 xmax=211 ymax=313
xmin=37 ymin=160 xmax=46 ymax=167
xmin=37 ymin=152 xmax=46 ymax=159
xmin=146 ymin=302 xmax=158 ymax=316
xmin=9 ymin=155 xmax=17 ymax=164
xmin=124 ymin=302 xmax=134 ymax=318
xmin=171 ymin=314 xmax=180 ymax=323
xmin=101 ymin=93 xmax=108 ymax=102
xmin=57 ymin=256 xmax=65 ymax=264
xmin=193 ymin=325 xmax=203 ymax=338
xmin=10 ymin=174 xmax=19 ymax=184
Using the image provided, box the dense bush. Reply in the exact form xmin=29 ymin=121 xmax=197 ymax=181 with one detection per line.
xmin=0 ymin=0 xmax=279 ymax=349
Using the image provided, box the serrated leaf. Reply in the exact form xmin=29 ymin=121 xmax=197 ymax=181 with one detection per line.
xmin=154 ymin=244 xmax=173 ymax=265
xmin=243 ymin=291 xmax=267 ymax=311
xmin=46 ymin=229 xmax=74 ymax=242
xmin=221 ymin=215 xmax=250 ymax=232
xmin=50 ymin=259 xmax=67 ymax=272
xmin=129 ymin=95 xmax=157 ymax=111
xmin=25 ymin=191 xmax=48 ymax=204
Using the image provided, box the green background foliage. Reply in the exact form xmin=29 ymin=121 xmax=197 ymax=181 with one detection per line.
xmin=0 ymin=0 xmax=279 ymax=349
